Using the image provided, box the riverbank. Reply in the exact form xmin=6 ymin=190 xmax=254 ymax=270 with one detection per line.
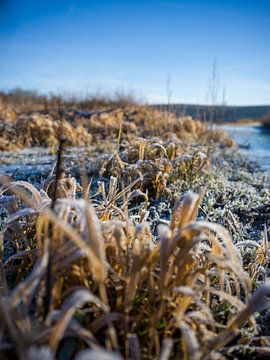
xmin=1 ymin=114 xmax=270 ymax=359
xmin=222 ymin=120 xmax=261 ymax=126
xmin=222 ymin=122 xmax=270 ymax=172
xmin=0 ymin=105 xmax=233 ymax=151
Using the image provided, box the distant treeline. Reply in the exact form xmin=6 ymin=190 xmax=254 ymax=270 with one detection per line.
xmin=0 ymin=88 xmax=139 ymax=113
xmin=155 ymin=104 xmax=270 ymax=123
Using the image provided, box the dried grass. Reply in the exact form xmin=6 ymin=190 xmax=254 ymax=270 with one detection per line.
xmin=0 ymin=99 xmax=268 ymax=359
xmin=0 ymin=161 xmax=269 ymax=359
xmin=0 ymin=105 xmax=233 ymax=151
xmin=0 ymin=114 xmax=92 ymax=151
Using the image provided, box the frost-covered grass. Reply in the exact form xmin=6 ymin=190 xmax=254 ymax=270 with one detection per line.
xmin=1 ymin=131 xmax=270 ymax=359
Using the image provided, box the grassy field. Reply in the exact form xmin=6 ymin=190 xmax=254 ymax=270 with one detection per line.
xmin=0 ymin=94 xmax=270 ymax=359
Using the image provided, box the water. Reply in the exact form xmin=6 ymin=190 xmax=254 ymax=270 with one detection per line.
xmin=222 ymin=124 xmax=270 ymax=172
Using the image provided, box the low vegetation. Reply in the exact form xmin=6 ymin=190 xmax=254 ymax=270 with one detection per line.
xmin=0 ymin=90 xmax=233 ymax=152
xmin=0 ymin=92 xmax=270 ymax=359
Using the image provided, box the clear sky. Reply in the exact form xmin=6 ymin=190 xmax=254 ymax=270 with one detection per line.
xmin=1 ymin=0 xmax=270 ymax=105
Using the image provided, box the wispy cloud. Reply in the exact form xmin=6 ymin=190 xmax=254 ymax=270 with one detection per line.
xmin=208 ymin=9 xmax=270 ymax=22
xmin=161 ymin=1 xmax=270 ymax=22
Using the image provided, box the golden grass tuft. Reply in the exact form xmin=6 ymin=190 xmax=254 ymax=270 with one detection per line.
xmin=0 ymin=114 xmax=92 ymax=151
xmin=0 ymin=105 xmax=233 ymax=151
xmin=0 ymin=166 xmax=269 ymax=359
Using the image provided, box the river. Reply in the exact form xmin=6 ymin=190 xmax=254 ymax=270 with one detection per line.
xmin=222 ymin=123 xmax=270 ymax=172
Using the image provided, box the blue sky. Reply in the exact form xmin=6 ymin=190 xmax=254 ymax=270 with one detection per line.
xmin=0 ymin=0 xmax=270 ymax=105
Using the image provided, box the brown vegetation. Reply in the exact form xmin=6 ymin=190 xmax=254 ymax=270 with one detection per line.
xmin=0 ymin=89 xmax=139 ymax=115
xmin=1 ymin=169 xmax=270 ymax=359
xmin=0 ymin=99 xmax=233 ymax=151
xmin=3 ymin=90 xmax=266 ymax=360
xmin=0 ymin=133 xmax=269 ymax=359
xmin=0 ymin=114 xmax=92 ymax=151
